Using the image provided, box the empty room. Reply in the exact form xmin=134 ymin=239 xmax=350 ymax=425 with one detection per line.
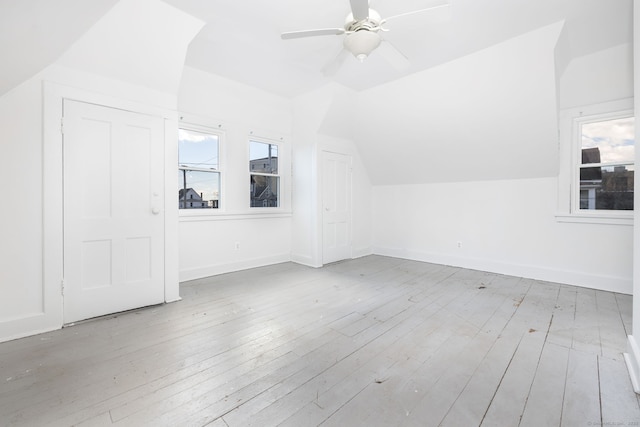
xmin=0 ymin=0 xmax=639 ymax=425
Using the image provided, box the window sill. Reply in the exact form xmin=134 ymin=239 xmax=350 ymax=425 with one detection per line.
xmin=179 ymin=210 xmax=292 ymax=222
xmin=555 ymin=212 xmax=633 ymax=226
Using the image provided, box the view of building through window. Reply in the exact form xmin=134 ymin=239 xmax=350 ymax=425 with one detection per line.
xmin=249 ymin=140 xmax=279 ymax=207
xmin=178 ymin=128 xmax=220 ymax=209
xmin=579 ymin=116 xmax=634 ymax=211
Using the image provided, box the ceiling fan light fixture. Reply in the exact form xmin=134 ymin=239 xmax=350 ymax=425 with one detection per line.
xmin=343 ymin=30 xmax=381 ymax=62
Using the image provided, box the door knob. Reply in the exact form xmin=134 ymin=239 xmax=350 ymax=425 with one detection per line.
xmin=152 ymin=207 xmax=160 ymax=215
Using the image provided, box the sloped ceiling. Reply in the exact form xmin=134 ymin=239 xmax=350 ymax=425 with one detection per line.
xmin=0 ymin=0 xmax=633 ymax=187
xmin=0 ymin=0 xmax=119 ymax=96
xmin=0 ymin=0 xmax=632 ymax=98
xmin=352 ymin=23 xmax=564 ymax=185
xmin=56 ymin=0 xmax=204 ymax=96
xmin=163 ymin=0 xmax=632 ymax=97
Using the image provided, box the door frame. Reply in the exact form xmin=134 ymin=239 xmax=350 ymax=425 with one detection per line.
xmin=43 ymin=81 xmax=180 ymax=331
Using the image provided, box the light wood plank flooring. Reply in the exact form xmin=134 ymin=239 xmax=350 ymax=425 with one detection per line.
xmin=1 ymin=255 xmax=638 ymax=426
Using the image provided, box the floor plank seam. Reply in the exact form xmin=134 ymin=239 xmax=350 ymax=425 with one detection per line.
xmin=478 ymin=331 xmax=526 ymax=426
xmin=614 ymin=293 xmax=631 ymax=337
xmin=597 ymin=355 xmax=604 ymax=427
xmin=517 ymin=309 xmax=557 ymax=427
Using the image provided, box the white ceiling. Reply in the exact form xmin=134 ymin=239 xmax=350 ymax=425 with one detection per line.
xmin=164 ymin=0 xmax=633 ymax=97
xmin=0 ymin=0 xmax=118 ymax=96
xmin=0 ymin=0 xmax=632 ymax=187
xmin=0 ymin=0 xmax=632 ymax=98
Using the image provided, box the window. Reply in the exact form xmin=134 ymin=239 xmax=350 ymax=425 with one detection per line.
xmin=249 ymin=140 xmax=279 ymax=208
xmin=556 ymin=99 xmax=634 ymax=225
xmin=577 ymin=115 xmax=634 ymax=211
xmin=178 ymin=127 xmax=221 ymax=209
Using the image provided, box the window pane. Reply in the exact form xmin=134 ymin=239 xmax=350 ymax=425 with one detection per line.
xmin=579 ymin=165 xmax=634 ymax=210
xmin=178 ymin=170 xmax=220 ymax=209
xmin=178 ymin=129 xmax=219 ymax=170
xmin=250 ymin=175 xmax=279 ymax=207
xmin=249 ymin=141 xmax=278 ymax=174
xmin=581 ymin=117 xmax=634 ymax=164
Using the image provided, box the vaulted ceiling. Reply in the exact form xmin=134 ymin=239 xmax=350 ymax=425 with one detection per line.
xmin=0 ymin=0 xmax=119 ymax=96
xmin=0 ymin=0 xmax=633 ymax=98
xmin=164 ymin=0 xmax=632 ymax=97
xmin=0 ymin=0 xmax=633 ymax=186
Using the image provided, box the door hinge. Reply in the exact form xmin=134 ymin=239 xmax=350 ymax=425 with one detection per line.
xmin=60 ymin=118 xmax=64 ymax=135
xmin=61 ymin=279 xmax=65 ymax=296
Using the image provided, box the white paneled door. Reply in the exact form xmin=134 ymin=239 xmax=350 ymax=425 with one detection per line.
xmin=63 ymin=100 xmax=165 ymax=324
xmin=322 ymin=151 xmax=352 ymax=264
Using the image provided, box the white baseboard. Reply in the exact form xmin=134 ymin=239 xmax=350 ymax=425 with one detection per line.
xmin=179 ymin=253 xmax=292 ymax=282
xmin=625 ymin=335 xmax=640 ymax=394
xmin=291 ymin=247 xmax=372 ymax=268
xmin=352 ymin=246 xmax=373 ymax=259
xmin=290 ymin=253 xmax=321 ymax=268
xmin=0 ymin=312 xmax=60 ymax=344
xmin=372 ymin=246 xmax=632 ymax=294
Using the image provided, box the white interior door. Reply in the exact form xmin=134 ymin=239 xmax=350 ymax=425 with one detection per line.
xmin=322 ymin=151 xmax=352 ymax=264
xmin=63 ymin=100 xmax=165 ymax=324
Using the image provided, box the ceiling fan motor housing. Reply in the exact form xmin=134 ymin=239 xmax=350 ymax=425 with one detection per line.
xmin=345 ymin=9 xmax=382 ymax=32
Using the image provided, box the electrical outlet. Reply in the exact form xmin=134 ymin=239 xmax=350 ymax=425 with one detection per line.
xmin=457 ymin=241 xmax=462 ymax=248
xmin=235 ymin=242 xmax=240 ymax=250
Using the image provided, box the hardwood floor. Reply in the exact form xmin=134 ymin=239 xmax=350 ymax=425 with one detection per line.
xmin=1 ymin=255 xmax=638 ymax=426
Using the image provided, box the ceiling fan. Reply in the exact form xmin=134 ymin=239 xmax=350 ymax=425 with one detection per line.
xmin=281 ymin=0 xmax=450 ymax=74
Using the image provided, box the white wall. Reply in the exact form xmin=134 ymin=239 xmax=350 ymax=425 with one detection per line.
xmin=177 ymin=67 xmax=294 ymax=280
xmin=349 ymin=148 xmax=373 ymax=258
xmin=0 ymin=76 xmax=44 ymax=324
xmin=373 ymin=178 xmax=632 ymax=293
xmin=290 ymin=89 xmax=325 ymax=267
xmin=369 ymin=21 xmax=633 ymax=294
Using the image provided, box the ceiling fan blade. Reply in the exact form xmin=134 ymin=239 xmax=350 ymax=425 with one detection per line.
xmin=281 ymin=28 xmax=345 ymax=40
xmin=384 ymin=0 xmax=450 ymax=23
xmin=322 ymin=49 xmax=349 ymax=77
xmin=377 ymin=40 xmax=410 ymax=71
xmin=349 ymin=0 xmax=369 ymax=21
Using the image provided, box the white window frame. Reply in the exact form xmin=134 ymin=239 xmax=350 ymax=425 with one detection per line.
xmin=556 ymin=98 xmax=634 ymax=225
xmin=178 ymin=118 xmax=225 ymax=217
xmin=249 ymin=138 xmax=281 ymax=209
